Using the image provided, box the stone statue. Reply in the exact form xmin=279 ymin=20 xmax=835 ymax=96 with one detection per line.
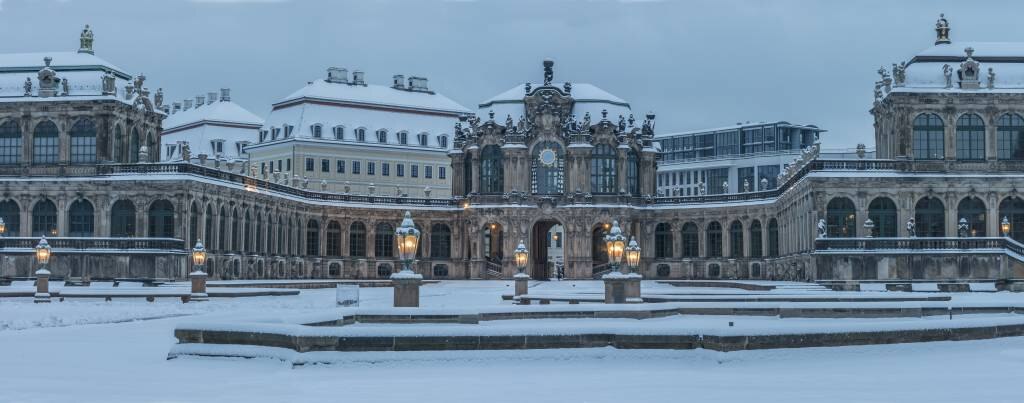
xmin=368 ymin=183 xmax=375 ymax=195
xmin=856 ymin=143 xmax=867 ymax=159
xmin=987 ymin=67 xmax=995 ymax=89
xmin=23 ymin=77 xmax=32 ymax=96
xmin=958 ymin=218 xmax=969 ymax=237
xmin=874 ymin=82 xmax=883 ymax=101
xmin=697 ymin=181 xmax=706 ymax=196
xmin=155 ymin=88 xmax=164 ymax=107
xmin=581 ymin=112 xmax=591 ymax=129
xmin=138 ymin=145 xmax=149 ymax=162
xmin=760 ymin=177 xmax=768 ymax=191
xmin=37 ymin=57 xmax=58 ymax=98
xmin=618 ymin=115 xmax=626 ymax=132
xmin=524 ymin=82 xmax=531 ymax=93
xmin=817 ymin=218 xmax=827 ymax=238
xmin=722 ymin=181 xmax=729 ymax=194
xmin=906 ymin=218 xmax=916 ymax=237
xmin=505 ymin=114 xmax=514 ymax=131
xmin=180 ymin=142 xmax=191 ymax=161
xmin=563 ymin=82 xmax=572 ymax=93
xmin=79 ymin=25 xmax=94 ymax=54
xmin=743 ymin=179 xmax=750 ymax=193
xmin=302 ymin=176 xmax=309 ymax=189
xmin=935 ymin=13 xmax=950 ymax=45
xmin=943 ymin=64 xmax=953 ymax=89
xmin=321 ymin=179 xmax=328 ymax=191
xmin=543 ymin=59 xmax=554 ymax=86
xmin=344 ymin=181 xmax=351 ymax=194
xmin=102 ymin=70 xmax=116 ymax=95
xmin=893 ymin=62 xmax=907 ymax=87
xmin=61 ymin=78 xmax=69 ymax=96
xmin=628 ymin=114 xmax=635 ymax=128
xmin=424 ymin=186 xmax=432 ymax=198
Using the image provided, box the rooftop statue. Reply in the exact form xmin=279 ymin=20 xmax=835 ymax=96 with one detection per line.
xmin=79 ymin=24 xmax=94 ymax=54
xmin=543 ymin=59 xmax=554 ymax=86
xmin=935 ymin=13 xmax=950 ymax=45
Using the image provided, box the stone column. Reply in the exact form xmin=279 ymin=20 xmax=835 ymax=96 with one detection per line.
xmin=514 ymin=272 xmax=530 ymax=298
xmin=603 ymin=274 xmax=627 ymax=304
xmin=34 ymin=267 xmax=51 ymax=303
xmin=189 ymin=270 xmax=208 ymax=302
xmin=391 ymin=274 xmax=422 ymax=307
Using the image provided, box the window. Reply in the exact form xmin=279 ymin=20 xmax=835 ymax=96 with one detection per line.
xmin=349 ymin=222 xmax=366 ymax=256
xmin=432 ymin=264 xmax=449 ymax=277
xmin=707 ymin=263 xmax=721 ymax=278
xmin=0 ymin=119 xmax=21 ymax=165
xmin=367 ymin=161 xmax=375 ymax=175
xmin=68 ymin=199 xmax=94 ymax=237
xmin=397 ymin=164 xmax=405 ymax=177
xmin=333 ymin=126 xmax=344 ymax=140
xmin=439 ymin=166 xmax=446 ymax=179
xmin=430 ymin=223 xmax=451 ymax=258
xmin=284 ymin=125 xmax=294 ymax=138
xmin=398 ymin=131 xmax=408 ymax=145
xmin=656 ymin=264 xmax=670 ymax=277
xmin=997 ymin=113 xmax=1024 ymax=160
xmin=70 ymin=118 xmax=97 ymax=164
xmin=33 ymin=121 xmax=59 ymax=164
xmin=321 ymin=159 xmax=329 ymax=172
xmin=738 ymin=167 xmax=754 ymax=192
xmin=376 ymin=129 xmax=387 ymax=143
xmin=352 ymin=161 xmax=360 ymax=174
xmin=868 ymin=197 xmax=898 ymax=237
xmin=305 ymin=158 xmax=314 ymax=171
xmin=376 ymin=264 xmax=393 ymax=277
xmin=758 ymin=165 xmax=780 ymax=190
xmin=681 ymin=223 xmax=699 ymax=257
xmin=259 ymin=130 xmax=268 ymax=142
xmin=438 ymin=135 xmax=448 ymax=148
xmin=375 ymin=223 xmax=394 ymax=257
xmin=956 ymin=114 xmax=985 ymax=160
xmin=411 ymin=165 xmax=418 ymax=178
xmin=655 ymin=223 xmax=673 ymax=258
xmin=148 ymin=200 xmax=175 ymax=238
xmin=627 ymin=149 xmax=639 ymax=196
xmin=382 ymin=162 xmax=390 ymax=176
xmin=286 ymin=159 xmax=291 ymax=171
xmin=531 ymin=141 xmax=564 ymax=194
xmin=355 ymin=128 xmax=366 ymax=142
xmin=111 ymin=200 xmax=136 ymax=237
xmin=326 ymin=221 xmax=341 ymax=256
xmin=957 ymin=197 xmax=987 ymax=237
xmin=750 ymin=220 xmax=763 ymax=258
xmin=32 ymin=199 xmax=57 ymax=236
xmin=480 ymin=146 xmax=505 ymax=192
xmin=306 ymin=220 xmax=319 ymax=255
xmin=311 ymin=125 xmax=322 ymax=138
xmin=211 ymin=140 xmax=224 ymax=155
xmin=425 ymin=166 xmax=432 ymax=179
xmin=166 ymin=145 xmax=177 ymax=160
xmin=336 ymin=160 xmax=345 ymax=173
xmin=913 ymin=113 xmax=945 ymax=159
xmin=590 ymin=144 xmax=617 ymax=194
xmin=0 ymin=200 xmax=20 ymax=235
xmin=236 ymin=141 xmax=249 ymax=156
xmin=1000 ymin=197 xmax=1024 ymax=242
xmin=706 ymin=168 xmax=729 ymax=195
xmin=706 ymin=222 xmax=722 ymax=257
xmin=417 ymin=133 xmax=427 ymax=146
xmin=729 ymin=220 xmax=744 ymax=257
xmin=768 ymin=219 xmax=779 ymax=257
xmin=826 ymin=197 xmax=857 ymax=238
xmin=915 ymin=197 xmax=946 ymax=237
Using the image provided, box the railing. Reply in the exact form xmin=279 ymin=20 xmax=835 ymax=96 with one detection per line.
xmin=815 ymin=237 xmax=1012 ymax=253
xmin=0 ymin=237 xmax=186 ymax=252
xmin=483 ymin=261 xmax=502 ymax=279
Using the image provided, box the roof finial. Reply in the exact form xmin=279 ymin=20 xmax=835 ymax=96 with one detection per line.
xmin=935 ymin=13 xmax=950 ymax=45
xmin=543 ymin=59 xmax=554 ymax=86
xmin=79 ymin=24 xmax=94 ymax=54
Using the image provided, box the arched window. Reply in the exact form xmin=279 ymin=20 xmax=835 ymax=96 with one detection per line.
xmin=706 ymin=221 xmax=723 ymax=258
xmin=626 ymin=149 xmax=639 ymax=196
xmin=480 ymin=145 xmax=503 ymax=194
xmin=707 ymin=263 xmax=721 ymax=278
xmin=750 ymin=220 xmax=763 ymax=258
xmin=306 ymin=219 xmax=320 ymax=256
xmin=912 ymin=113 xmax=944 ymax=160
xmin=33 ymin=120 xmax=59 ymax=164
xmin=654 ymin=223 xmax=673 ymax=258
xmin=751 ymin=262 xmax=762 ymax=278
xmin=349 ymin=222 xmax=367 ymax=257
xmin=113 ymin=125 xmax=123 ymax=162
xmin=438 ymin=135 xmax=448 ymax=149
xmin=276 ymin=215 xmax=284 ymax=254
xmin=397 ymin=131 xmax=408 ymax=145
xmin=333 ymin=126 xmax=345 ymax=140
xmin=826 ymin=197 xmax=856 ymax=238
xmin=231 ymin=208 xmax=240 ymax=251
xmin=329 ymin=262 xmax=341 ymax=277
xmin=374 ymin=223 xmax=394 ymax=257
xmin=376 ymin=129 xmax=388 ymax=143
xmin=218 ymin=207 xmax=227 ymax=250
xmin=417 ymin=133 xmax=428 ymax=146
xmin=681 ymin=222 xmax=699 ymax=257
xmin=997 ymin=113 xmax=1024 ymax=160
xmin=531 ymin=141 xmax=564 ymax=194
xmin=255 ymin=212 xmax=263 ymax=254
xmin=111 ymin=200 xmax=136 ymax=237
xmin=32 ymin=199 xmax=57 ymax=236
xmin=957 ymin=197 xmax=987 ymax=237
xmin=591 ymin=226 xmax=607 ymax=264
xmin=768 ymin=219 xmax=779 ymax=256
xmin=326 ymin=221 xmax=341 ymax=257
xmin=463 ymin=155 xmax=473 ymax=195
xmin=148 ymin=200 xmax=175 ymax=238
xmin=915 ymin=197 xmax=945 ymax=237
xmin=189 ymin=202 xmax=199 ymax=247
xmin=431 ymin=223 xmax=451 ymax=258
xmin=590 ymin=144 xmax=618 ymax=194
xmin=729 ymin=220 xmax=744 ymax=257
xmin=0 ymin=119 xmax=22 ymax=165
xmin=355 ymin=128 xmax=366 ymax=142
xmin=68 ymin=199 xmax=94 ymax=237
xmin=311 ymin=124 xmax=323 ymax=138
xmin=204 ymin=205 xmax=213 ymax=247
xmin=956 ymin=114 xmax=986 ymax=160
xmin=0 ymin=200 xmax=20 ymax=235
xmin=243 ymin=211 xmax=252 ymax=252
xmin=999 ymin=197 xmax=1024 ymax=242
xmin=70 ymin=118 xmax=97 ymax=164
xmin=868 ymin=197 xmax=898 ymax=237
xmin=130 ymin=128 xmax=140 ymax=163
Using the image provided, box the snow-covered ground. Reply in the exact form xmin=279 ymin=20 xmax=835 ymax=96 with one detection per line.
xmin=2 ymin=280 xmax=1024 ymax=402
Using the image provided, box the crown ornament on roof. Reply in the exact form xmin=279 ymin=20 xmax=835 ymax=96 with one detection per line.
xmin=79 ymin=24 xmax=94 ymax=54
xmin=935 ymin=13 xmax=950 ymax=45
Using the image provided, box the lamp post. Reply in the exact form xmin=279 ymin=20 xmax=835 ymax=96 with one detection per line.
xmin=513 ymin=240 xmax=530 ymax=298
xmin=601 ymin=220 xmax=628 ymax=304
xmin=1002 ymin=216 xmax=1011 ymax=238
xmin=34 ymin=236 xmax=51 ymax=303
xmin=189 ymin=240 xmax=208 ymax=302
xmin=623 ymin=236 xmax=643 ymax=300
xmin=863 ymin=218 xmax=875 ymax=238
xmin=391 ymin=211 xmax=423 ymax=307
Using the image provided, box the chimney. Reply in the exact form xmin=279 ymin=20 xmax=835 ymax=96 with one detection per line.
xmin=161 ymin=105 xmax=170 ymax=114
xmin=326 ymin=67 xmax=348 ymax=84
xmin=393 ymin=74 xmax=405 ymax=89
xmin=183 ymin=99 xmax=193 ymax=110
xmin=173 ymin=102 xmax=181 ymax=114
xmin=220 ymin=88 xmax=231 ymax=102
xmin=195 ymin=95 xmax=205 ymax=107
xmin=207 ymin=92 xmax=217 ymax=104
xmin=409 ymin=76 xmax=429 ymax=92
xmin=352 ymin=70 xmax=365 ymax=85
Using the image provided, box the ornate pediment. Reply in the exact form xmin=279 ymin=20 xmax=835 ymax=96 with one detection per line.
xmin=524 ymin=86 xmax=573 ymax=137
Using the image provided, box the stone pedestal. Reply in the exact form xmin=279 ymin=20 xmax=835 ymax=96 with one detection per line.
xmin=190 ymin=270 xmax=209 ymax=302
xmin=602 ymin=274 xmax=628 ymax=304
xmin=514 ymin=273 xmax=530 ymax=296
xmin=625 ymin=273 xmax=642 ymax=302
xmin=391 ymin=272 xmax=423 ymax=307
xmin=34 ymin=268 xmax=51 ymax=303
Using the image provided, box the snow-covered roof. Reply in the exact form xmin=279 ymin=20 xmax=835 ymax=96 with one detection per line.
xmin=913 ymin=42 xmax=1024 ymax=59
xmin=895 ymin=40 xmax=1024 ymax=94
xmin=275 ymin=79 xmax=470 ymax=115
xmin=654 ymin=121 xmax=825 ymax=139
xmin=0 ymin=51 xmax=140 ymax=103
xmin=163 ymin=98 xmax=263 ymax=133
xmin=478 ymin=82 xmax=631 ymax=123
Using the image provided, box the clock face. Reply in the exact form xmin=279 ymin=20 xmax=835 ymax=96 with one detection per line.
xmin=538 ymin=148 xmax=558 ymax=166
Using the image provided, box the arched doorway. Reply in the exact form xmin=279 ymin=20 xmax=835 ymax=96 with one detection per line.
xmin=530 ymin=219 xmax=563 ymax=279
xmin=482 ymin=223 xmax=503 ymax=264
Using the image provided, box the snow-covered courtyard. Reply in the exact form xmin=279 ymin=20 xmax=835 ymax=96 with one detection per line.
xmin=2 ymin=280 xmax=1024 ymax=402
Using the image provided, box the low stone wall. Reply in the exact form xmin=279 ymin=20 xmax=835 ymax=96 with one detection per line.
xmin=656 ymin=280 xmax=775 ymax=291
xmin=0 ymin=253 xmax=185 ymax=279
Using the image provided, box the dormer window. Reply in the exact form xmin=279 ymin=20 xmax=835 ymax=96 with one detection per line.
xmin=355 ymin=128 xmax=366 ymax=142
xmin=236 ymin=141 xmax=251 ymax=156
xmin=271 ymin=127 xmax=281 ymax=140
xmin=438 ymin=135 xmax=448 ymax=148
xmin=376 ymin=129 xmax=387 ymax=143
xmin=333 ymin=126 xmax=344 ymax=140
xmin=417 ymin=133 xmax=428 ymax=146
xmin=166 ymin=144 xmax=177 ymax=159
xmin=211 ymin=139 xmax=225 ymax=154
xmin=284 ymin=125 xmax=294 ymax=138
xmin=311 ymin=124 xmax=323 ymax=139
xmin=259 ymin=130 xmax=268 ymax=143
xmin=398 ymin=131 xmax=409 ymax=145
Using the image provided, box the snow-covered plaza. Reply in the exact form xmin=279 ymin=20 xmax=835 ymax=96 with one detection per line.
xmin=3 ymin=280 xmax=1024 ymax=402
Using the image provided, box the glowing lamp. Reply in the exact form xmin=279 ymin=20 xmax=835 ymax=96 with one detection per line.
xmin=395 ymin=211 xmax=421 ymax=268
xmin=192 ymin=240 xmax=207 ymax=267
xmin=1002 ymin=216 xmax=1011 ymax=237
xmin=604 ymin=220 xmax=627 ymax=268
xmin=35 ymin=236 xmax=51 ymax=265
xmin=625 ymin=236 xmax=641 ymax=271
xmin=513 ymin=240 xmax=529 ymax=274
xmin=0 ymin=217 xmax=6 ymax=235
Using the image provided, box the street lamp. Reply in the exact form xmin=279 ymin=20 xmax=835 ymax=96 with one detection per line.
xmin=604 ymin=220 xmax=627 ymax=273
xmin=1002 ymin=216 xmax=1011 ymax=237
xmin=35 ymin=236 xmax=51 ymax=267
xmin=190 ymin=240 xmax=209 ymax=302
xmin=34 ymin=236 xmax=52 ymax=303
xmin=394 ymin=211 xmax=421 ymax=275
xmin=624 ymin=236 xmax=641 ymax=274
xmin=513 ymin=240 xmax=529 ymax=275
xmin=191 ymin=240 xmax=207 ymax=274
xmin=863 ymin=218 xmax=875 ymax=238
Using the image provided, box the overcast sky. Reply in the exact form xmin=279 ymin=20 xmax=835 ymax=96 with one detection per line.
xmin=1 ymin=0 xmax=1020 ymax=148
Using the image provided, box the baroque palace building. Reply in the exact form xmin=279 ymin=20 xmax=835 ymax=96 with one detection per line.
xmin=0 ymin=18 xmax=1023 ymax=285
